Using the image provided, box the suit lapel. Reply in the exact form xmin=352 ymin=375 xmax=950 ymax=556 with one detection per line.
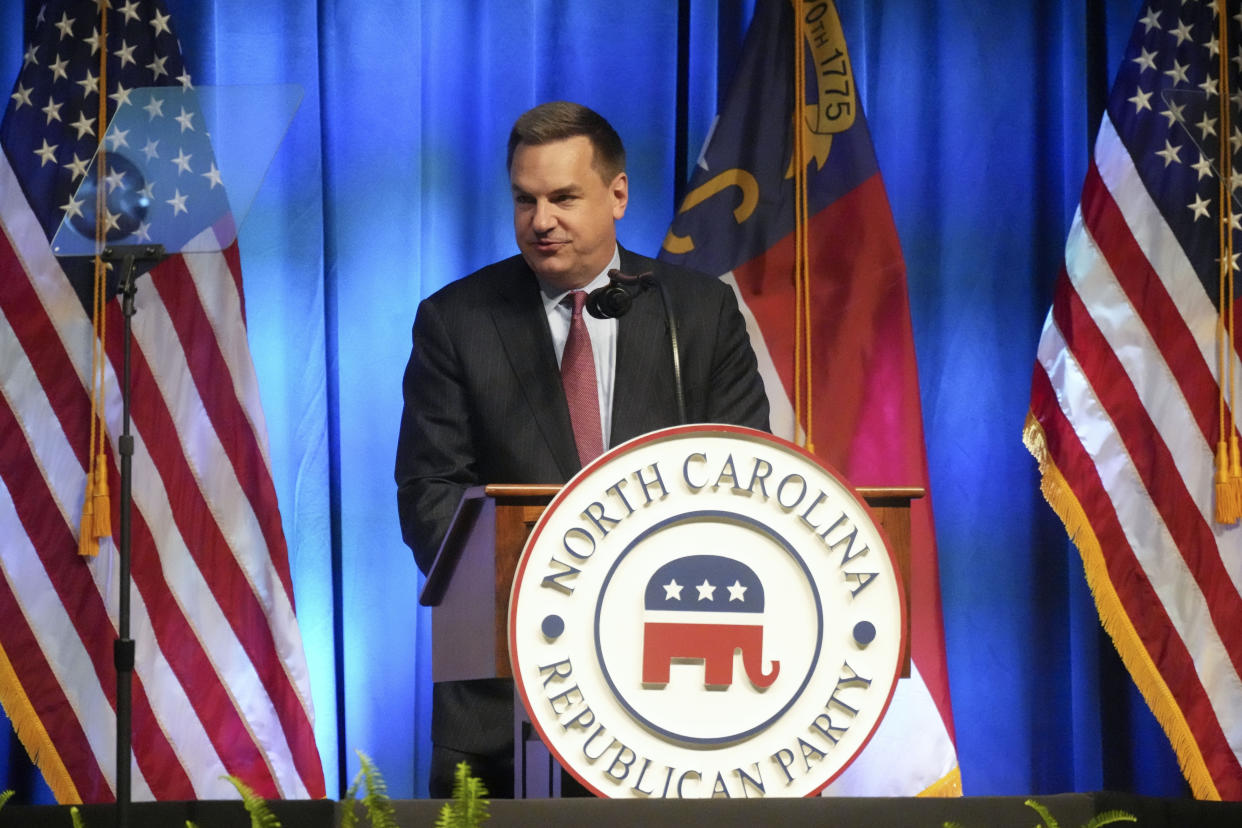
xmin=489 ymin=263 xmax=581 ymax=479
xmin=612 ymin=249 xmax=672 ymax=444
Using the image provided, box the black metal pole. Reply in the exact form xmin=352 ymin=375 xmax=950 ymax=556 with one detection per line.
xmin=101 ymin=244 xmax=163 ymax=828
xmin=674 ymin=0 xmax=691 ymax=211
xmin=1084 ymin=0 xmax=1108 ymax=154
xmin=114 ymin=249 xmax=137 ymax=828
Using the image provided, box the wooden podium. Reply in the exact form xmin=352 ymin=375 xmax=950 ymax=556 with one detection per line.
xmin=418 ymin=481 xmax=922 ymax=797
xmin=417 ymin=484 xmax=923 ymax=683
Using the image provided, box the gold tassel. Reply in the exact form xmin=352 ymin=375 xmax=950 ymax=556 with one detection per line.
xmin=77 ymin=486 xmax=97 ymax=557
xmin=1216 ymin=439 xmax=1241 ymax=524
xmin=1216 ymin=3 xmax=1240 ymax=527
xmin=78 ymin=6 xmax=111 ymax=559
xmin=1227 ymin=433 xmax=1242 ymax=517
xmin=89 ymin=458 xmax=111 ymax=540
xmin=77 ymin=455 xmax=110 ymax=558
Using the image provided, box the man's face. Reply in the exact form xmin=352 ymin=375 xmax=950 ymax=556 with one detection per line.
xmin=510 ymin=135 xmax=628 ymax=291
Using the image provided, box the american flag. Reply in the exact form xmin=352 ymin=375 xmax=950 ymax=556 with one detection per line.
xmin=1027 ymin=0 xmax=1242 ymax=800
xmin=660 ymin=0 xmax=959 ymax=795
xmin=0 ymin=0 xmax=324 ymax=802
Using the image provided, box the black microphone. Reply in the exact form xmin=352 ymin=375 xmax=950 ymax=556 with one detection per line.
xmin=585 ymin=269 xmax=649 ymax=319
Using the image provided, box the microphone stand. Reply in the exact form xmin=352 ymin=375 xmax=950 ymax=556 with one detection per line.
xmin=650 ymin=278 xmax=686 ymax=425
xmin=100 ymin=243 xmax=166 ymax=828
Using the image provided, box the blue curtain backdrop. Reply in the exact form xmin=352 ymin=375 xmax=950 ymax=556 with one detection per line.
xmin=0 ymin=0 xmax=1193 ymax=801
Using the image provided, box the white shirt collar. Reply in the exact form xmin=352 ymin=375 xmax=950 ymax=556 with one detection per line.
xmin=537 ymin=247 xmax=622 ymax=306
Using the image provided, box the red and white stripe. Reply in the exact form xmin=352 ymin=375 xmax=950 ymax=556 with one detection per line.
xmin=0 ymin=142 xmax=324 ymax=801
xmin=1030 ymin=112 xmax=1242 ymax=799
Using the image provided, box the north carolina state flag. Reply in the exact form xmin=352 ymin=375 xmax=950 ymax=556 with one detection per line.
xmin=659 ymin=0 xmax=959 ymax=795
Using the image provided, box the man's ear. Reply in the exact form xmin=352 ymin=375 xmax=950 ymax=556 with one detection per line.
xmin=611 ymin=172 xmax=629 ymax=220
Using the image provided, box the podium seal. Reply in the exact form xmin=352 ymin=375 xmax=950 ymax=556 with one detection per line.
xmin=509 ymin=425 xmax=905 ymax=798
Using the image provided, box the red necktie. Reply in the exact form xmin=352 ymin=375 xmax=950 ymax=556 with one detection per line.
xmin=561 ymin=290 xmax=603 ymax=465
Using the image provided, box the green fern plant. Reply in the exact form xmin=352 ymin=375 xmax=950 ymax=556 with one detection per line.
xmin=1084 ymin=812 xmax=1139 ymax=828
xmin=340 ymin=750 xmax=397 ymax=828
xmin=341 ymin=768 xmax=361 ymax=828
xmin=1026 ymin=798 xmax=1060 ymax=828
xmin=1023 ymin=798 xmax=1137 ymax=828
xmin=435 ymin=761 xmax=490 ymax=828
xmin=222 ymin=775 xmax=282 ymax=828
xmin=0 ymin=752 xmax=436 ymax=828
xmin=1078 ymin=810 xmax=1137 ymax=827
xmin=944 ymin=799 xmax=1137 ymax=828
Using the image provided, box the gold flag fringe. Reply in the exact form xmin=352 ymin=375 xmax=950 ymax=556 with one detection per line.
xmin=917 ymin=766 xmax=962 ymax=798
xmin=0 ymin=643 xmax=79 ymax=803
xmin=1024 ymin=412 xmax=1221 ymax=799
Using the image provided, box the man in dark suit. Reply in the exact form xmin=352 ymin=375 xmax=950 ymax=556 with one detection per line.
xmin=395 ymin=101 xmax=769 ymax=798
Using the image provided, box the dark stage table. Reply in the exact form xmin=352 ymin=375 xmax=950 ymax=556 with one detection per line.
xmin=3 ymin=791 xmax=1241 ymax=827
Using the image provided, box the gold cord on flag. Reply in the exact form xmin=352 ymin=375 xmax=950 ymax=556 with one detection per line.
xmin=792 ymin=2 xmax=814 ymax=452
xmin=79 ymin=6 xmax=112 ymax=556
xmin=1215 ymin=0 xmax=1241 ymax=524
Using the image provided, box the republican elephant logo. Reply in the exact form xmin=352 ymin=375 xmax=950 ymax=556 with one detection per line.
xmin=640 ymin=555 xmax=780 ymax=690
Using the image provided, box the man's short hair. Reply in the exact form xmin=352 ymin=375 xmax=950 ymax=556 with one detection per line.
xmin=507 ymin=101 xmax=626 ymax=182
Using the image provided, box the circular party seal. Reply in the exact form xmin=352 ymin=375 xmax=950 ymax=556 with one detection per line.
xmin=508 ymin=425 xmax=905 ymax=799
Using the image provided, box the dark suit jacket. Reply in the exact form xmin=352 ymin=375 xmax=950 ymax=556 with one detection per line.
xmin=395 ymin=247 xmax=769 ymax=778
xmin=396 ymin=247 xmax=770 ymax=574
